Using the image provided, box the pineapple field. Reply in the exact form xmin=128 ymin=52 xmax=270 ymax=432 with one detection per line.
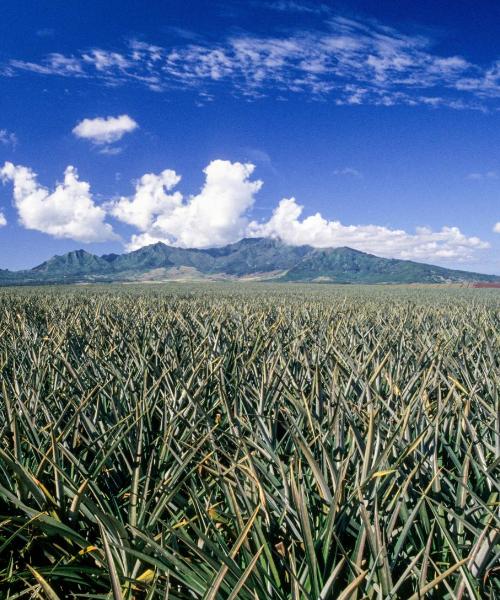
xmin=0 ymin=284 xmax=498 ymax=599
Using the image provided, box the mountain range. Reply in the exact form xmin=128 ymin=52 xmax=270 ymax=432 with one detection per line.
xmin=1 ymin=238 xmax=499 ymax=285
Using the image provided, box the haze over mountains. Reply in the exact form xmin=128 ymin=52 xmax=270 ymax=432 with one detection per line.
xmin=1 ymin=238 xmax=499 ymax=285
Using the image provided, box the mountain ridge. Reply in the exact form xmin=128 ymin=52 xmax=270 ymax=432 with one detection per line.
xmin=1 ymin=238 xmax=499 ymax=285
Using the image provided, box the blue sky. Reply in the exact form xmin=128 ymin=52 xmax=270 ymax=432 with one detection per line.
xmin=0 ymin=0 xmax=499 ymax=273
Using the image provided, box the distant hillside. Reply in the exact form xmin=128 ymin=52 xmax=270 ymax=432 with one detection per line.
xmin=0 ymin=238 xmax=498 ymax=285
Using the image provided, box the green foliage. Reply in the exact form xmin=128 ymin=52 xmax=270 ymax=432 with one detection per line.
xmin=0 ymin=284 xmax=499 ymax=598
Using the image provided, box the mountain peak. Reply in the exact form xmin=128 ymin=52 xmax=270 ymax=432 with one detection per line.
xmin=1 ymin=237 xmax=498 ymax=285
xmin=32 ymin=248 xmax=111 ymax=275
xmin=130 ymin=241 xmax=170 ymax=252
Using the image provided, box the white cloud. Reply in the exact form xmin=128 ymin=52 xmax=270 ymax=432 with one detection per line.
xmin=73 ymin=114 xmax=138 ymax=145
xmin=0 ymin=129 xmax=17 ymax=147
xmin=0 ymin=162 xmax=115 ymax=242
xmin=110 ymin=169 xmax=182 ymax=231
xmin=264 ymin=1 xmax=330 ymax=14
xmin=6 ymin=15 xmax=500 ymax=108
xmin=333 ymin=167 xmax=363 ymax=178
xmin=494 ymin=222 xmax=500 ymax=233
xmin=109 ymin=160 xmax=488 ymax=263
xmin=82 ymin=50 xmax=130 ymax=71
xmin=98 ymin=146 xmax=123 ymax=156
xmin=11 ymin=53 xmax=84 ymax=76
xmin=0 ymin=212 xmax=6 ymax=227
xmin=111 ymin=160 xmax=263 ymax=250
xmin=36 ymin=28 xmax=55 ymax=38
xmin=0 ymin=158 xmax=491 ymax=265
xmin=466 ymin=171 xmax=498 ymax=180
xmin=243 ymin=148 xmax=272 ymax=165
xmin=248 ymin=198 xmax=488 ymax=262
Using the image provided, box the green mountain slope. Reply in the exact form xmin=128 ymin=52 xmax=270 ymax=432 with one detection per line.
xmin=0 ymin=238 xmax=498 ymax=285
xmin=280 ymin=246 xmax=497 ymax=283
xmin=33 ymin=250 xmax=112 ymax=276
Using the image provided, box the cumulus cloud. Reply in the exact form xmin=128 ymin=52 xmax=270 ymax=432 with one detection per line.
xmin=0 ymin=212 xmax=6 ymax=227
xmin=108 ymin=160 xmax=488 ymax=263
xmin=110 ymin=169 xmax=182 ymax=231
xmin=5 ymin=15 xmax=500 ymax=108
xmin=0 ymin=158 xmax=490 ymax=264
xmin=0 ymin=162 xmax=115 ymax=242
xmin=248 ymin=198 xmax=488 ymax=262
xmin=73 ymin=114 xmax=138 ymax=145
xmin=494 ymin=222 xmax=500 ymax=233
xmin=110 ymin=160 xmax=263 ymax=250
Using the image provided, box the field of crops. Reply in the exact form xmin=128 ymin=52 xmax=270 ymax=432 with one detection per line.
xmin=0 ymin=284 xmax=498 ymax=599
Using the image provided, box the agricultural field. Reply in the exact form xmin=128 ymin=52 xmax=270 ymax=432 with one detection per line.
xmin=0 ymin=284 xmax=498 ymax=599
